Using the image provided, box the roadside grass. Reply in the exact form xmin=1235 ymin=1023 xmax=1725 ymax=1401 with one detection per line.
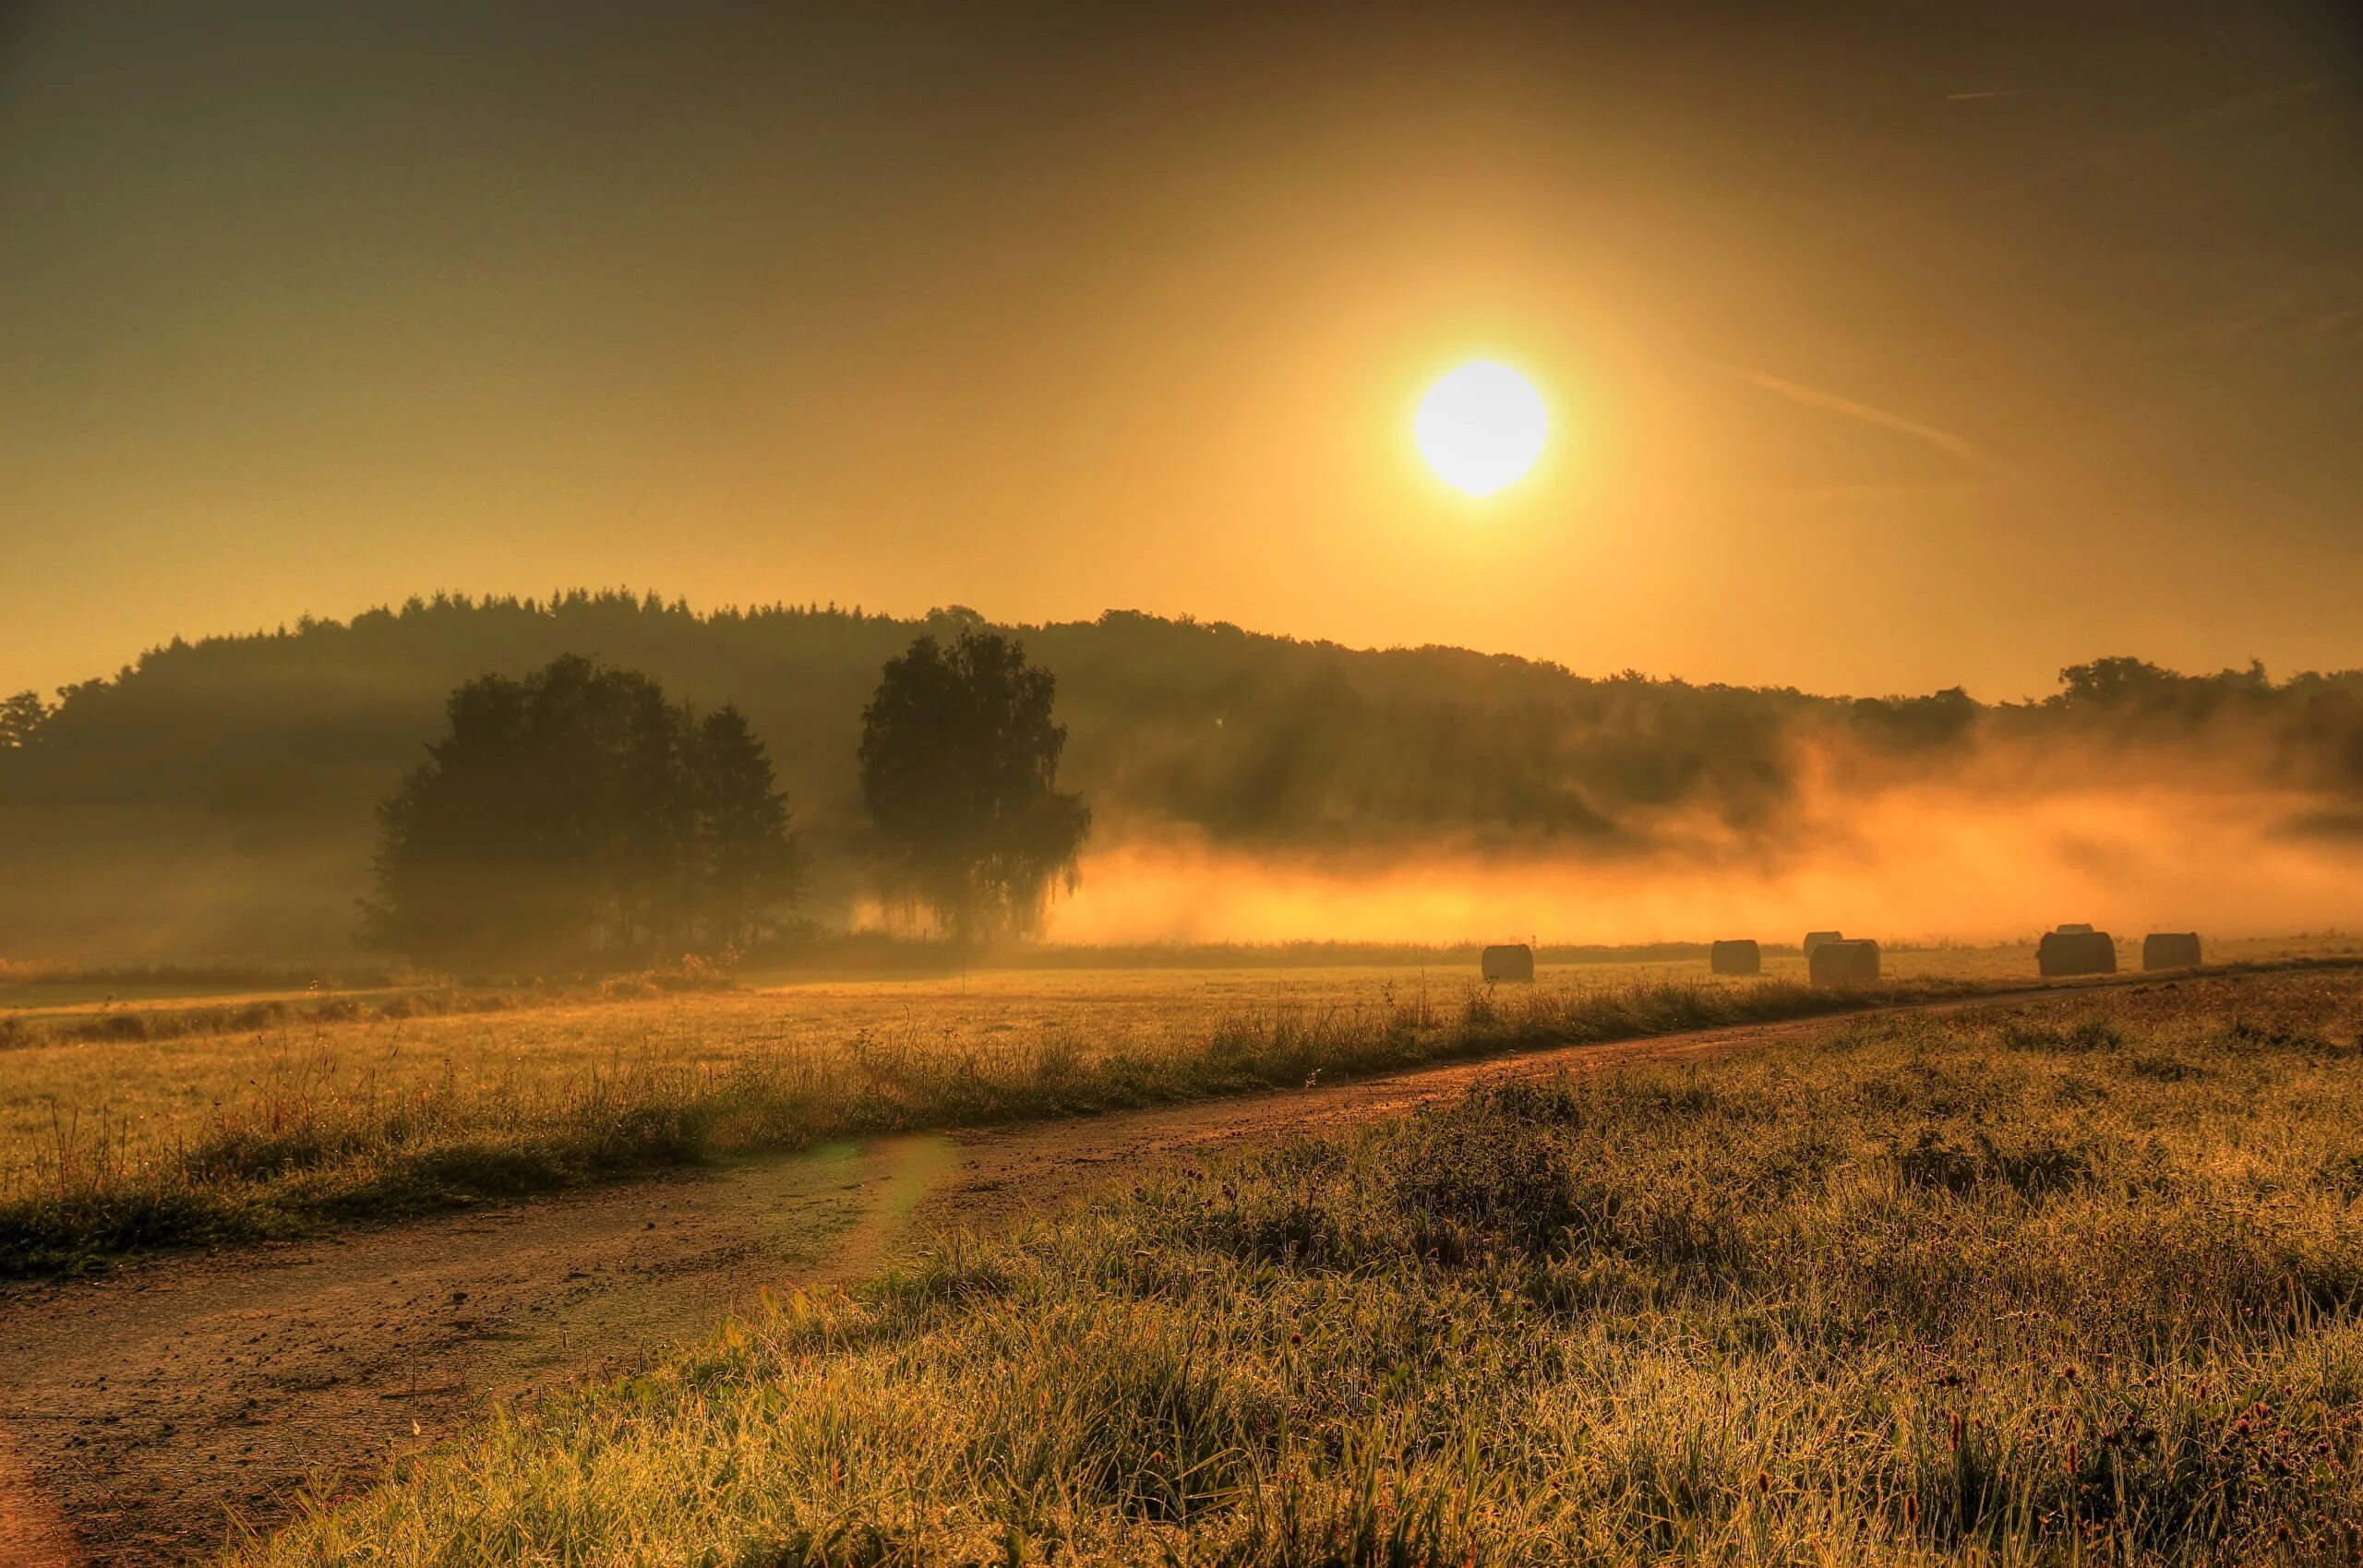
xmin=238 ymin=968 xmax=2363 ymax=1566
xmin=0 ymin=971 xmax=1999 ymax=1275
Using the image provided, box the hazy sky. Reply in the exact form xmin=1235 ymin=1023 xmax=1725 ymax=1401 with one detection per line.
xmin=4 ymin=0 xmax=2359 ymax=702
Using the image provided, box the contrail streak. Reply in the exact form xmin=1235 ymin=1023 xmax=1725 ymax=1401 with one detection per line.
xmin=1714 ymin=365 xmax=2004 ymax=473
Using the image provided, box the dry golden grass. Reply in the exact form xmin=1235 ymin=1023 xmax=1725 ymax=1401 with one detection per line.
xmin=0 ymin=959 xmax=2002 ymax=1274
xmin=236 ymin=966 xmax=2363 ymax=1566
xmin=3 ymin=938 xmax=2348 ymax=1182
xmin=0 ymin=939 xmax=2348 ymax=1274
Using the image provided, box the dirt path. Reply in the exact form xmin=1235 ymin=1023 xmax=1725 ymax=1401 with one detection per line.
xmin=0 ymin=987 xmax=2076 ymax=1565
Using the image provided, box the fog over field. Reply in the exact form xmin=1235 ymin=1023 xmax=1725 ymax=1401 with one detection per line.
xmin=1058 ymin=776 xmax=2363 ymax=946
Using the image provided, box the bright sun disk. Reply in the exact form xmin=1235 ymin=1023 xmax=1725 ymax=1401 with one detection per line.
xmin=1415 ymin=360 xmax=1547 ymax=497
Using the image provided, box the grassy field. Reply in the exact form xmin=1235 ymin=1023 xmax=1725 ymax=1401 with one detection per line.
xmin=0 ymin=956 xmax=2026 ymax=1275
xmin=0 ymin=940 xmax=2349 ymax=1275
xmin=237 ymin=966 xmax=2363 ymax=1566
xmin=6 ymin=933 xmax=2352 ymax=1021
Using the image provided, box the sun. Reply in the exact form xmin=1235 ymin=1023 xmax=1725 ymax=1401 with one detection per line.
xmin=1415 ymin=360 xmax=1548 ymax=497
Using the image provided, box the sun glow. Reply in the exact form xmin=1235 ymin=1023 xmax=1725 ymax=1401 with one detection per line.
xmin=1414 ymin=360 xmax=1548 ymax=497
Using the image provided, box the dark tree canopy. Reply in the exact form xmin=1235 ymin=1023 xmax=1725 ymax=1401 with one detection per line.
xmin=858 ymin=629 xmax=1091 ymax=945
xmin=0 ymin=691 xmax=49 ymax=750
xmin=6 ymin=592 xmax=2363 ymax=962
xmin=363 ymin=655 xmax=804 ymax=969
xmin=692 ymin=705 xmax=805 ymax=952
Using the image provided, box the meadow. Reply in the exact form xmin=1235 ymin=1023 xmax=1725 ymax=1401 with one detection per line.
xmin=0 ymin=940 xmax=2348 ymax=1275
xmin=0 ymin=959 xmax=1973 ymax=1275
xmin=237 ymin=966 xmax=2363 ymax=1566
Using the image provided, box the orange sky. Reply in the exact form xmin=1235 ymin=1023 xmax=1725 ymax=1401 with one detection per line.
xmin=3 ymin=0 xmax=2359 ymax=704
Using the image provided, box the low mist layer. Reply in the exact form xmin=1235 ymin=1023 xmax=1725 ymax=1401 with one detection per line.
xmin=1050 ymin=774 xmax=2363 ymax=946
xmin=3 ymin=595 xmax=2358 ymax=962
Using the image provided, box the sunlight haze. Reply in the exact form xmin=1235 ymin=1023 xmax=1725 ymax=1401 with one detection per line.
xmin=4 ymin=8 xmax=2363 ymax=1558
xmin=4 ymin=0 xmax=2360 ymax=701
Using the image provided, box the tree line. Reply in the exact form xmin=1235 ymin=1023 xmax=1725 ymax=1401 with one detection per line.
xmin=6 ymin=589 xmax=2360 ymax=964
xmin=360 ymin=629 xmax=1090 ymax=970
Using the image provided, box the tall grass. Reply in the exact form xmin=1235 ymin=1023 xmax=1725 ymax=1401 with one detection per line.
xmin=1 ymin=974 xmax=1985 ymax=1275
xmin=238 ymin=969 xmax=2363 ymax=1566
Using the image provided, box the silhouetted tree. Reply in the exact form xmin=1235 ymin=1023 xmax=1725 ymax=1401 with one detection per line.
xmin=694 ymin=705 xmax=809 ymax=949
xmin=0 ymin=691 xmax=48 ymax=749
xmin=363 ymin=655 xmax=801 ymax=969
xmin=11 ymin=592 xmax=2363 ymax=962
xmin=858 ymin=629 xmax=1091 ymax=945
xmin=613 ymin=676 xmax=695 ymax=952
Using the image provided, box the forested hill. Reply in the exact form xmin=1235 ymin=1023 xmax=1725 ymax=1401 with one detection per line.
xmin=3 ymin=591 xmax=2359 ymax=961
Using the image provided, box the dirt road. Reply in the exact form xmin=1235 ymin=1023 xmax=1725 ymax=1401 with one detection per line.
xmin=0 ymin=987 xmax=2065 ymax=1565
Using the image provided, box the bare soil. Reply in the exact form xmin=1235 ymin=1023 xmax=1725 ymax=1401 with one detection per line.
xmin=0 ymin=989 xmax=2064 ymax=1566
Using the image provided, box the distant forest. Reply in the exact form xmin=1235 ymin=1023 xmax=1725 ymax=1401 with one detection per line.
xmin=3 ymin=591 xmax=2360 ymax=961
